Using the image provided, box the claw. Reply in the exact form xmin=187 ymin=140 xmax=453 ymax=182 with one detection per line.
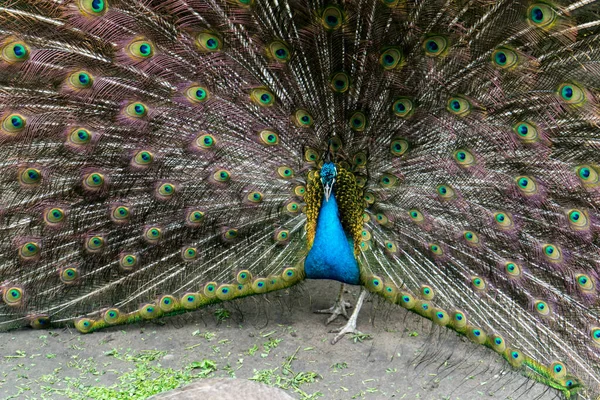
xmin=314 ymin=284 xmax=352 ymax=324
xmin=329 ymin=287 xmax=368 ymax=345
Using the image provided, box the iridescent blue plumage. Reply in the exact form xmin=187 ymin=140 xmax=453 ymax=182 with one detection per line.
xmin=304 ymin=191 xmax=360 ymax=284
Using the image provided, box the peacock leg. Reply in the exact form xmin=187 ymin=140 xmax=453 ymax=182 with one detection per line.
xmin=315 ymin=283 xmax=352 ymax=324
xmin=330 ymin=287 xmax=367 ymax=345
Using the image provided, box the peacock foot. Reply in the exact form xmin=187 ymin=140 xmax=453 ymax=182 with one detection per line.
xmin=329 ymin=287 xmax=368 ymax=345
xmin=315 ymin=283 xmax=352 ymax=324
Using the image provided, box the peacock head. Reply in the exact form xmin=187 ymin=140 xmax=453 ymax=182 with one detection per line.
xmin=320 ymin=162 xmax=337 ymax=202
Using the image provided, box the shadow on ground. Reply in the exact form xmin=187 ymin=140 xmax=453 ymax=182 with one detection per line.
xmin=1 ymin=280 xmax=559 ymax=399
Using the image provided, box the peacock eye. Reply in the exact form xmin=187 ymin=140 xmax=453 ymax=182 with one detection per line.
xmin=86 ymin=235 xmax=105 ymax=251
xmin=423 ymin=35 xmax=448 ymax=56
xmin=294 ymin=109 xmax=313 ymax=127
xmin=447 ymin=96 xmax=471 ymax=116
xmin=505 ymin=262 xmax=522 ymax=278
xmin=213 ymin=169 xmax=231 ymax=182
xmin=84 ymin=172 xmax=105 ymax=189
xmin=250 ymin=88 xmax=275 ymax=107
xmin=491 ymin=47 xmax=518 ymax=69
xmin=111 ymin=205 xmax=130 ymax=221
xmin=512 ymin=121 xmax=539 ymax=143
xmin=60 ymin=267 xmax=79 ymax=283
xmin=1 ymin=113 xmax=26 ymax=135
xmin=294 ymin=185 xmax=306 ymax=197
xmin=185 ymin=85 xmax=210 ymax=103
xmin=330 ymin=72 xmax=349 ymax=93
xmin=349 ymin=111 xmax=367 ymax=131
xmin=125 ymin=102 xmax=148 ymax=118
xmin=19 ymin=167 xmax=42 ymax=186
xmin=542 ymin=244 xmax=561 ymax=261
xmin=196 ymin=32 xmax=222 ymax=52
xmin=534 ymin=300 xmax=551 ymax=316
xmin=494 ymin=211 xmax=513 ymax=229
xmin=575 ymin=273 xmax=594 ymax=292
xmin=453 ymin=149 xmax=475 ymax=167
xmin=408 ymin=209 xmax=424 ymax=222
xmin=3 ymin=287 xmax=24 ymax=305
xmin=69 ymin=128 xmax=92 ymax=146
xmin=275 ymin=229 xmax=289 ymax=242
xmin=436 ymin=184 xmax=455 ymax=200
xmin=471 ymin=276 xmax=486 ymax=290
xmin=1 ymin=40 xmax=30 ymax=63
xmin=463 ymin=230 xmax=480 ymax=245
xmin=277 ymin=166 xmax=294 ymax=179
xmin=557 ymin=82 xmax=586 ymax=106
xmin=379 ymin=173 xmax=397 ymax=187
xmin=157 ymin=182 xmax=175 ymax=197
xmin=390 ymin=138 xmax=409 ymax=156
xmin=576 ymin=164 xmax=599 ymax=186
xmin=247 ymin=191 xmax=263 ymax=203
xmin=379 ymin=47 xmax=403 ymax=70
xmin=384 ymin=240 xmax=397 ymax=253
xmin=353 ymin=152 xmax=367 ymax=167
xmin=182 ymin=246 xmax=197 ymax=260
xmin=187 ymin=209 xmax=205 ymax=224
xmin=321 ymin=5 xmax=344 ymax=30
xmin=515 ymin=175 xmax=538 ymax=195
xmin=78 ymin=0 xmax=107 ymax=16
xmin=392 ymin=98 xmax=413 ymax=118
xmin=430 ymin=243 xmax=443 ymax=255
xmin=259 ymin=130 xmax=279 ymax=146
xmin=45 ymin=207 xmax=65 ymax=224
xmin=268 ymin=40 xmax=291 ymax=62
xmin=224 ymin=229 xmax=238 ymax=239
xmin=304 ymin=148 xmax=318 ymax=163
xmin=133 ymin=150 xmax=154 ymax=167
xmin=126 ymin=39 xmax=155 ymax=59
xmin=68 ymin=70 xmax=94 ymax=89
xmin=329 ymin=137 xmax=342 ymax=152
xmin=195 ymin=133 xmax=216 ymax=149
xmin=119 ymin=253 xmax=138 ymax=270
xmin=567 ymin=209 xmax=589 ymax=230
xmin=528 ymin=3 xmax=557 ymax=29
xmin=19 ymin=241 xmax=40 ymax=258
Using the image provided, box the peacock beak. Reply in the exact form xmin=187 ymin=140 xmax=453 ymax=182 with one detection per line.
xmin=323 ymin=179 xmax=335 ymax=202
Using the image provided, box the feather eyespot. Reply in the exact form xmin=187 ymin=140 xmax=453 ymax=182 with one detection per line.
xmin=1 ymin=39 xmax=30 ymax=63
xmin=19 ymin=167 xmax=42 ymax=186
xmin=86 ymin=235 xmax=105 ymax=252
xmin=423 ymin=35 xmax=448 ymax=57
xmin=512 ymin=121 xmax=539 ymax=143
xmin=182 ymin=246 xmax=197 ymax=261
xmin=119 ymin=253 xmax=138 ymax=271
xmin=491 ymin=47 xmax=518 ymax=69
xmin=1 ymin=113 xmax=26 ymax=135
xmin=392 ymin=98 xmax=413 ymax=118
xmin=330 ymin=72 xmax=350 ymax=93
xmin=196 ymin=32 xmax=222 ymax=52
xmin=389 ymin=138 xmax=409 ymax=156
xmin=349 ymin=111 xmax=367 ymax=131
xmin=44 ymin=208 xmax=66 ymax=225
xmin=453 ymin=149 xmax=475 ymax=167
xmin=557 ymin=82 xmax=586 ymax=106
xmin=250 ymin=88 xmax=275 ymax=106
xmin=60 ymin=267 xmax=79 ymax=284
xmin=68 ymin=128 xmax=92 ymax=147
xmin=185 ymin=85 xmax=209 ymax=103
xmin=259 ymin=130 xmax=279 ymax=146
xmin=133 ymin=150 xmax=154 ymax=167
xmin=447 ymin=97 xmax=471 ymax=116
xmin=124 ymin=102 xmax=148 ymax=118
xmin=321 ymin=6 xmax=344 ymax=30
xmin=379 ymin=47 xmax=403 ymax=70
xmin=528 ymin=3 xmax=557 ymax=29
xmin=268 ymin=41 xmax=291 ymax=62
xmin=294 ymin=109 xmax=313 ymax=127
xmin=3 ymin=286 xmax=23 ymax=306
xmin=68 ymin=70 xmax=93 ymax=89
xmin=126 ymin=39 xmax=155 ymax=60
xmin=78 ymin=0 xmax=107 ymax=16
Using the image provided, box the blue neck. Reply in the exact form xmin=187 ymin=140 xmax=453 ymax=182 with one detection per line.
xmin=304 ymin=192 xmax=360 ymax=285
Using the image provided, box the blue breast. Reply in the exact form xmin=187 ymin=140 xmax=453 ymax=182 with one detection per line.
xmin=304 ymin=192 xmax=360 ymax=285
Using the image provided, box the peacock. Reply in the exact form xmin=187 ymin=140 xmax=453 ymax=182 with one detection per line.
xmin=1 ymin=0 xmax=599 ymax=397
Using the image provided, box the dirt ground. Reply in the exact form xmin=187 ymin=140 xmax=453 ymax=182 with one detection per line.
xmin=1 ymin=280 xmax=559 ymax=400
